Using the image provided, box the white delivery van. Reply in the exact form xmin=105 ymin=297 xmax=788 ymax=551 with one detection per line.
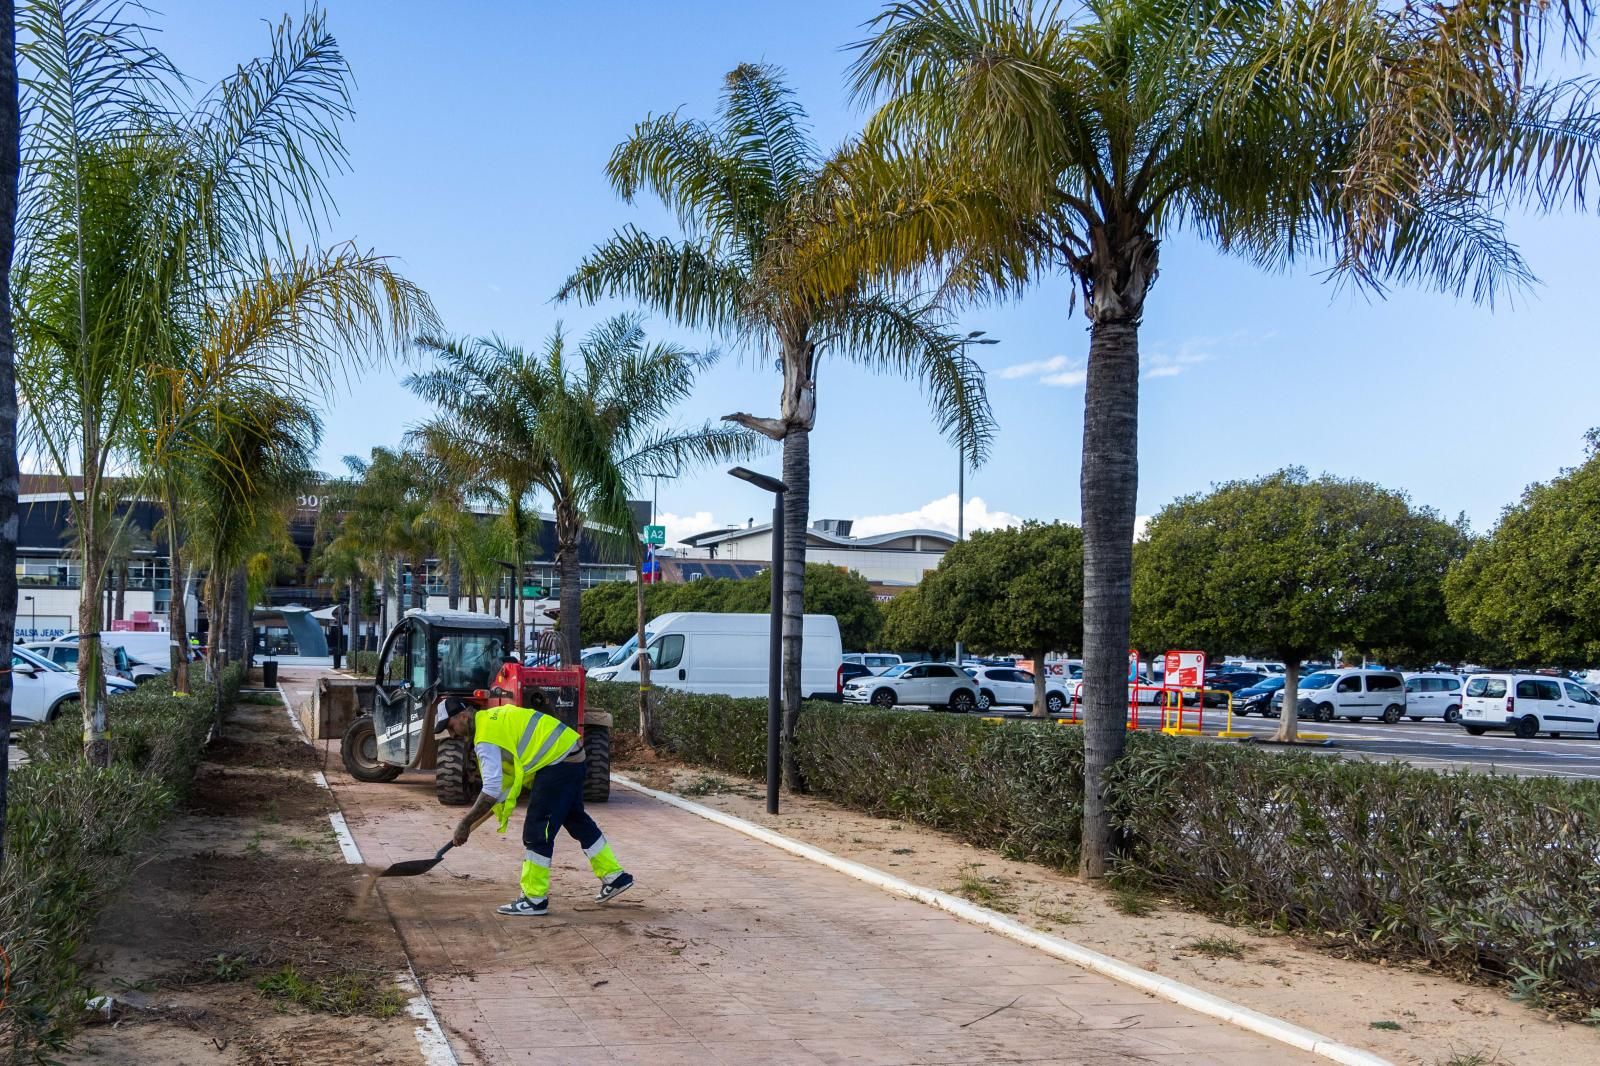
xmin=587 ymin=612 xmax=844 ymax=701
xmin=62 ymin=630 xmax=181 ymax=669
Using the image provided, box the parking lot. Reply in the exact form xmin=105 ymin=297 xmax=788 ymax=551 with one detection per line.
xmin=918 ymin=702 xmax=1600 ymax=780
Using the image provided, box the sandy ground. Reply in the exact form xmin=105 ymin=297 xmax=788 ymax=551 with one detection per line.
xmin=62 ymin=692 xmax=426 ymax=1066
xmin=617 ymin=750 xmax=1599 ymax=1066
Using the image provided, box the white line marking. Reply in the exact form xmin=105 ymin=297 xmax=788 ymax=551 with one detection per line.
xmin=396 ymin=966 xmax=459 ymax=1066
xmin=277 ymin=683 xmax=309 ymax=740
xmin=313 ymin=771 xmax=330 ymax=791
xmin=613 ymin=774 xmax=1389 ymax=1066
xmin=329 ymin=812 xmax=363 ymax=865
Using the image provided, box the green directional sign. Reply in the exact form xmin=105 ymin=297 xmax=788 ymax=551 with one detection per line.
xmin=643 ymin=524 xmax=666 ymax=545
xmin=521 ymin=585 xmax=545 ymax=598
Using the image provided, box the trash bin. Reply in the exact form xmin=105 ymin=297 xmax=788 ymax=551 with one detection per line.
xmin=262 ymin=659 xmax=278 ymax=686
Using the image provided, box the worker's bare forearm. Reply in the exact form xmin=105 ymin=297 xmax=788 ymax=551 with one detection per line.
xmin=455 ymin=793 xmax=496 ymax=839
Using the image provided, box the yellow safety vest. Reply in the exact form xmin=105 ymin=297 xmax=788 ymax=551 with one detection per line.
xmin=473 ymin=707 xmax=582 ymax=833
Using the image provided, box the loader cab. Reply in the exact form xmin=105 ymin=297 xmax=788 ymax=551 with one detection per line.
xmin=372 ymin=610 xmax=512 ymax=768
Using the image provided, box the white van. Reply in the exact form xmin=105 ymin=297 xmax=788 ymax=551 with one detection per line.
xmin=1460 ymin=673 xmax=1600 ymax=738
xmin=843 ymin=652 xmax=903 ymax=675
xmin=63 ymin=631 xmax=182 ymax=670
xmin=1277 ymin=668 xmax=1408 ymax=722
xmin=587 ymin=612 xmax=844 ymax=701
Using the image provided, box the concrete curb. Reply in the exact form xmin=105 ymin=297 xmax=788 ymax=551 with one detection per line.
xmin=614 ymin=773 xmax=1389 ymax=1066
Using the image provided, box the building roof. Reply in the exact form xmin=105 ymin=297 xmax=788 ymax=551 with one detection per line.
xmin=684 ymin=522 xmax=957 ymax=551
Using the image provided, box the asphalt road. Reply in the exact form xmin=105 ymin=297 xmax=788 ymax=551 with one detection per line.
xmin=904 ymin=702 xmax=1600 ymax=780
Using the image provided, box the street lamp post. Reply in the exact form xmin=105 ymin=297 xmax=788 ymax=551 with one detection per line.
xmin=729 ymin=466 xmax=787 ymax=814
xmin=951 ymin=331 xmax=994 ymax=670
xmin=23 ymin=595 xmax=34 ymax=641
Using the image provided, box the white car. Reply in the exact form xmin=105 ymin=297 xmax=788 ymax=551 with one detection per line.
xmin=1460 ymin=673 xmax=1600 ymax=738
xmin=843 ymin=652 xmax=904 ymax=675
xmin=10 ymin=649 xmax=96 ymax=725
xmin=579 ymin=646 xmax=615 ymax=670
xmin=1272 ymin=669 xmax=1408 ymax=722
xmin=843 ymin=662 xmax=978 ymax=712
xmin=27 ymin=640 xmax=160 ymax=685
xmin=968 ymin=666 xmax=1072 ymax=714
xmin=1403 ymin=673 xmax=1465 ymax=722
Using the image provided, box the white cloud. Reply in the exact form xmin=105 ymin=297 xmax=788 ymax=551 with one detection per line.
xmin=1133 ymin=515 xmax=1152 ymax=542
xmin=998 ymin=354 xmax=1074 ymax=380
xmin=850 ymin=494 xmax=1025 ymax=537
xmin=654 ymin=510 xmax=723 ymax=547
xmin=999 ymin=354 xmax=1087 ymax=388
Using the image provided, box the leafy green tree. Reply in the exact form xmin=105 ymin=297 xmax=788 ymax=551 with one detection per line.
xmin=409 ymin=315 xmax=759 ymax=662
xmin=920 ymin=522 xmax=1084 ymax=715
xmin=810 ymin=0 xmax=1598 ymax=876
xmin=559 ymin=63 xmax=993 ymax=789
xmin=1445 ymin=432 xmax=1600 ymax=668
xmin=578 ymin=563 xmax=883 ymax=650
xmin=1134 ymin=470 xmax=1467 ymax=741
xmin=877 ymin=585 xmax=946 ymax=657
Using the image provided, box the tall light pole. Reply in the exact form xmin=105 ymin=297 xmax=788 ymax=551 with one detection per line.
xmin=729 ymin=465 xmax=787 ymax=814
xmin=22 ymin=594 xmax=32 ymax=640
xmin=951 ymin=331 xmax=995 ymax=668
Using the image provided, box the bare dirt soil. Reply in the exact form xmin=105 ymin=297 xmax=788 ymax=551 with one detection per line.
xmin=62 ymin=694 xmax=424 ymax=1065
xmin=617 ymin=752 xmax=1599 ymax=1066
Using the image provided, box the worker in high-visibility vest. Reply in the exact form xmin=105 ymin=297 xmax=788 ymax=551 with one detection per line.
xmin=437 ymin=691 xmax=633 ymax=916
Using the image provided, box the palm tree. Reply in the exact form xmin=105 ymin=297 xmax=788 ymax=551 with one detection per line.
xmin=558 ymin=64 xmax=993 ymax=785
xmin=14 ymin=2 xmax=435 ymax=757
xmin=186 ymin=391 xmax=319 ymax=728
xmin=821 ymin=0 xmax=1600 ymax=875
xmin=0 ymin=0 xmax=19 ymax=872
xmin=408 ymin=314 xmax=761 ymax=664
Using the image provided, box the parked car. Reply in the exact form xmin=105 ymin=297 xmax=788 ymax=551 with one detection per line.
xmin=25 ymin=639 xmax=159 ymax=685
xmin=842 ymin=662 xmax=978 ymax=712
xmin=838 ymin=661 xmax=874 ymax=688
xmin=579 ymin=646 xmax=615 ymax=670
xmin=1459 ymin=673 xmax=1600 ymax=738
xmin=843 ymin=652 xmax=904 ymax=675
xmin=9 ymin=650 xmax=99 ymax=725
xmin=1234 ymin=675 xmax=1285 ymax=715
xmin=968 ymin=666 xmax=1072 ymax=714
xmin=1402 ymin=673 xmax=1465 ymax=722
xmin=1272 ymin=669 xmax=1408 ymax=722
xmin=13 ymin=644 xmax=136 ymax=695
xmin=1202 ymin=671 xmax=1271 ymax=707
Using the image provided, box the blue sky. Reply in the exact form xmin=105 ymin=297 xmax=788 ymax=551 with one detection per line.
xmin=155 ymin=1 xmax=1599 ymax=544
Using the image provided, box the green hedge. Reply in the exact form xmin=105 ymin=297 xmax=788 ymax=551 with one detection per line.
xmin=588 ymin=682 xmax=1600 ymax=1018
xmin=1 ymin=668 xmax=242 ymax=1062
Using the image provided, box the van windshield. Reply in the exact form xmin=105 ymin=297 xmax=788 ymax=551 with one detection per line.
xmin=1299 ymin=672 xmax=1337 ymax=690
xmin=880 ymin=663 xmax=912 ymax=677
xmin=1466 ymin=677 xmax=1507 ymax=698
xmin=606 ymin=633 xmax=651 ymax=667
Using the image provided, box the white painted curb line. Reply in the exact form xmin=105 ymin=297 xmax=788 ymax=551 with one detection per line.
xmin=277 ymin=679 xmax=458 ymax=1066
xmin=613 ymin=773 xmax=1390 ymax=1066
xmin=396 ymin=965 xmax=461 ymax=1066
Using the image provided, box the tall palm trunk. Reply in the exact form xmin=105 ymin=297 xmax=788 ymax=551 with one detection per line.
xmin=0 ymin=0 xmax=19 ymax=868
xmin=555 ymin=501 xmax=582 ymax=665
xmin=779 ymin=425 xmax=809 ymax=791
xmin=447 ymin=551 xmax=460 ymax=610
xmin=229 ymin=568 xmax=248 ymax=665
xmin=78 ymin=477 xmax=110 ymax=766
xmin=114 ymin=561 xmax=126 ymax=620
xmin=1079 ymin=313 xmax=1143 ymax=879
xmin=162 ymin=481 xmax=190 ymax=691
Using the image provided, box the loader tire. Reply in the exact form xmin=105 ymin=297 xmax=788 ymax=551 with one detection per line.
xmin=582 ymin=726 xmax=611 ymax=803
xmin=341 ymin=716 xmax=402 ymax=783
xmin=434 ymin=735 xmax=480 ymax=806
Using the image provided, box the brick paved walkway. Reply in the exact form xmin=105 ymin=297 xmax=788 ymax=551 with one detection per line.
xmin=324 ymin=759 xmax=1316 ymax=1066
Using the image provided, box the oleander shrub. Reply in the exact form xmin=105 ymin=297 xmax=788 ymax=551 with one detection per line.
xmin=0 ymin=666 xmax=243 ymax=1061
xmin=587 ymin=681 xmax=1600 ymax=1017
xmin=347 ymin=649 xmax=380 ymax=677
xmin=1106 ymin=740 xmax=1600 ymax=1018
